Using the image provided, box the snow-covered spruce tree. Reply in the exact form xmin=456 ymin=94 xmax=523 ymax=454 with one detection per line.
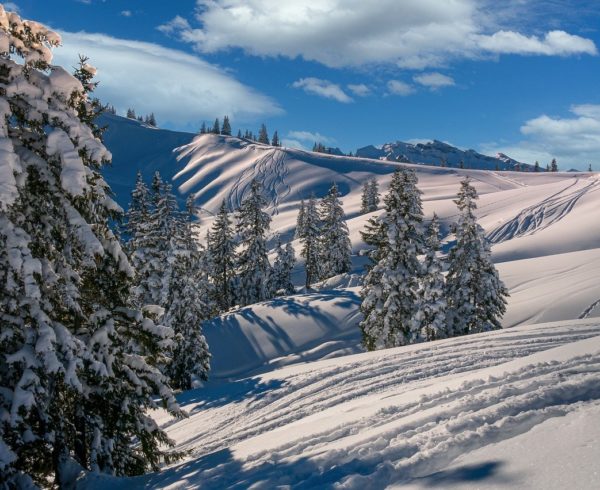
xmin=199 ymin=121 xmax=206 ymax=134
xmin=295 ymin=199 xmax=306 ymax=239
xmin=207 ymin=200 xmax=237 ymax=311
xmin=126 ymin=107 xmax=136 ymax=119
xmin=257 ymin=123 xmax=269 ymax=144
xmin=319 ymin=183 xmax=352 ymax=279
xmin=360 ymin=177 xmax=380 ymax=214
xmin=446 ymin=178 xmax=508 ymax=336
xmin=359 ymin=168 xmax=425 ymax=350
xmin=221 ymin=115 xmax=231 ymax=136
xmin=124 ymin=171 xmax=150 ymax=253
xmin=300 ymin=194 xmax=321 ymax=289
xmin=163 ymin=196 xmax=212 ymax=390
xmin=415 ymin=214 xmax=448 ymax=341
xmin=236 ymin=179 xmax=273 ymax=305
xmin=0 ymin=9 xmax=179 ymax=487
xmin=271 ymin=238 xmax=296 ymax=295
xmin=212 ymin=118 xmax=220 ymax=134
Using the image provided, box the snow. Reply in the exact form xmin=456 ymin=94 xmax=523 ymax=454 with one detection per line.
xmin=79 ymin=116 xmax=600 ymax=487
xmin=78 ymin=319 xmax=600 ymax=488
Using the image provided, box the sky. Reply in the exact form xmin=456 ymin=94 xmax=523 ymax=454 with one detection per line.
xmin=10 ymin=0 xmax=600 ymax=169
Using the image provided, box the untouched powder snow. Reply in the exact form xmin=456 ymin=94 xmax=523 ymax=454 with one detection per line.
xmin=79 ymin=319 xmax=600 ymax=489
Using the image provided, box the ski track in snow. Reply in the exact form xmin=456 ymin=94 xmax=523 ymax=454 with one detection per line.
xmin=119 ymin=321 xmax=600 ymax=489
xmin=228 ymin=148 xmax=290 ymax=214
xmin=487 ymin=178 xmax=600 ymax=244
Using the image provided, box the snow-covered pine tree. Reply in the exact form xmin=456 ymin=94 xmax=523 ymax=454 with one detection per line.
xmin=271 ymin=130 xmax=280 ymax=146
xmin=147 ymin=112 xmax=157 ymax=127
xmin=164 ymin=196 xmax=211 ymax=390
xmin=212 ymin=118 xmax=220 ymax=134
xmin=300 ymin=194 xmax=321 ymax=288
xmin=237 ymin=129 xmax=242 ymax=138
xmin=125 ymin=171 xmax=150 ymax=251
xmin=126 ymin=107 xmax=136 ymax=119
xmin=550 ymin=158 xmax=558 ymax=172
xmin=295 ymin=199 xmax=307 ymax=239
xmin=207 ymin=200 xmax=236 ymax=311
xmin=258 ymin=123 xmax=269 ymax=144
xmin=199 ymin=122 xmax=207 ymax=134
xmin=319 ymin=183 xmax=352 ymax=279
xmin=415 ymin=214 xmax=448 ymax=341
xmin=359 ymin=169 xmax=425 ymax=350
xmin=0 ymin=10 xmax=179 ymax=486
xmin=359 ymin=178 xmax=380 ymax=214
xmin=221 ymin=115 xmax=232 ymax=136
xmin=445 ymin=178 xmax=508 ymax=336
xmin=271 ymin=238 xmax=296 ymax=295
xmin=236 ymin=180 xmax=273 ymax=305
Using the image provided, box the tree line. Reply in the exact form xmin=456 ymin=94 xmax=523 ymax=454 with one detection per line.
xmin=199 ymin=117 xmax=281 ymax=147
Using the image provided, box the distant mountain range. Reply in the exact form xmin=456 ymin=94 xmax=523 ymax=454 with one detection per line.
xmin=356 ymin=139 xmax=532 ymax=171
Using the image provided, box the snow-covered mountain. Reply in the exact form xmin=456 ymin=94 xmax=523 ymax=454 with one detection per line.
xmin=356 ymin=139 xmax=530 ymax=170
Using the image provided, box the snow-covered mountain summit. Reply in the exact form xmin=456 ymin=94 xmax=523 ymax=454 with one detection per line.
xmin=356 ymin=139 xmax=530 ymax=170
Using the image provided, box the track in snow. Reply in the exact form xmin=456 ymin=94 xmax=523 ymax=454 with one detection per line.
xmin=228 ymin=148 xmax=290 ymax=214
xmin=107 ymin=320 xmax=600 ymax=489
xmin=487 ymin=178 xmax=600 ymax=244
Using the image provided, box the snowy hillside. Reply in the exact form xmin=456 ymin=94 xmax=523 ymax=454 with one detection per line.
xmin=80 ymin=319 xmax=600 ymax=488
xmin=356 ymin=139 xmax=530 ymax=171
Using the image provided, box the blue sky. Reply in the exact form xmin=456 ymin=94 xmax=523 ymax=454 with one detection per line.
xmin=11 ymin=0 xmax=600 ymax=168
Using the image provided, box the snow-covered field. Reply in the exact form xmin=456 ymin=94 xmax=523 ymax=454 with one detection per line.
xmin=81 ymin=319 xmax=600 ymax=488
xmin=89 ymin=117 xmax=600 ymax=488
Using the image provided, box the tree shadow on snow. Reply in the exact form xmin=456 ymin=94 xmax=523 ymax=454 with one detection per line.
xmin=412 ymin=460 xmax=517 ymax=487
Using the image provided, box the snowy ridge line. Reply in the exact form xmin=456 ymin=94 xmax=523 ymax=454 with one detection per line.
xmin=487 ymin=178 xmax=600 ymax=244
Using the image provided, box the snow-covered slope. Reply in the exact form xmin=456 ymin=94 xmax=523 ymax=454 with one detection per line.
xmin=80 ymin=319 xmax=600 ymax=489
xmin=356 ymin=139 xmax=530 ymax=171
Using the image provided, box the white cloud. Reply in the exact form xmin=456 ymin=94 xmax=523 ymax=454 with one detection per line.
xmin=158 ymin=0 xmax=597 ymax=69
xmin=413 ymin=72 xmax=455 ymax=90
xmin=292 ymin=77 xmax=353 ymax=103
xmin=51 ymin=32 xmax=282 ymax=130
xmin=387 ymin=80 xmax=415 ymax=96
xmin=481 ymin=104 xmax=600 ymax=169
xmin=120 ymin=10 xmax=132 ymax=17
xmin=287 ymin=130 xmax=334 ymax=144
xmin=3 ymin=2 xmax=20 ymax=12
xmin=280 ymin=138 xmax=308 ymax=151
xmin=347 ymin=83 xmax=371 ymax=97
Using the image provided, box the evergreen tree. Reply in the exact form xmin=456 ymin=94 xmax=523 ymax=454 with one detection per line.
xmin=446 ymin=178 xmax=508 ymax=336
xmin=236 ymin=180 xmax=273 ymax=305
xmin=360 ymin=178 xmax=379 ymax=213
xmin=319 ymin=183 xmax=352 ymax=279
xmin=359 ymin=169 xmax=425 ymax=350
xmin=137 ymin=115 xmax=144 ymax=122
xmin=534 ymin=160 xmax=540 ymax=172
xmin=212 ymin=118 xmax=220 ymax=134
xmin=589 ymin=163 xmax=593 ymax=172
xmin=164 ymin=197 xmax=212 ymax=390
xmin=237 ymin=129 xmax=242 ymax=138
xmin=295 ymin=199 xmax=307 ymax=239
xmin=415 ymin=214 xmax=447 ymax=341
xmin=146 ymin=112 xmax=157 ymax=127
xmin=258 ymin=123 xmax=269 ymax=144
xmin=300 ymin=194 xmax=322 ymax=288
xmin=207 ymin=201 xmax=236 ymax=311
xmin=0 ymin=11 xmax=179 ymax=486
xmin=550 ymin=158 xmax=558 ymax=172
xmin=199 ymin=122 xmax=206 ymax=134
xmin=271 ymin=130 xmax=280 ymax=146
xmin=221 ymin=115 xmax=232 ymax=136
xmin=126 ymin=107 xmax=136 ymax=119
xmin=271 ymin=239 xmax=296 ymax=295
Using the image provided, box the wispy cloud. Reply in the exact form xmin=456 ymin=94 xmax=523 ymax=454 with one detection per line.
xmin=413 ymin=72 xmax=455 ymax=90
xmin=347 ymin=84 xmax=371 ymax=97
xmin=386 ymin=80 xmax=415 ymax=96
xmin=52 ymin=32 xmax=282 ymax=130
xmin=292 ymin=77 xmax=353 ymax=103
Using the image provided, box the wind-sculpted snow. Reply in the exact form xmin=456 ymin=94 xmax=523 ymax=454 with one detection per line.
xmin=81 ymin=320 xmax=600 ymax=489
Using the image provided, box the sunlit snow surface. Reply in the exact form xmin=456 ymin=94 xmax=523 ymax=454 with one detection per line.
xmin=88 ymin=116 xmax=600 ymax=488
